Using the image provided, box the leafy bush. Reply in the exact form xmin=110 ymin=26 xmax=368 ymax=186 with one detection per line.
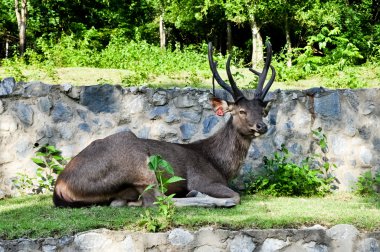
xmin=246 ymin=128 xmax=336 ymax=197
xmin=139 ymin=155 xmax=185 ymax=232
xmin=13 ymin=145 xmax=67 ymax=194
xmin=352 ymin=171 xmax=380 ymax=196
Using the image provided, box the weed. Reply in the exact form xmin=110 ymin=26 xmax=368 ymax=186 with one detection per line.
xmin=13 ymin=145 xmax=67 ymax=194
xmin=352 ymin=171 xmax=380 ymax=196
xmin=139 ymin=155 xmax=185 ymax=232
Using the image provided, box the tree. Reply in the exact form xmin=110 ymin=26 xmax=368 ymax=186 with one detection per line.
xmin=14 ymin=0 xmax=27 ymax=55
xmin=224 ymin=0 xmax=277 ymax=67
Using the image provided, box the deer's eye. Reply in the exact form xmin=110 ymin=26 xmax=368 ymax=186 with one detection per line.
xmin=239 ymin=109 xmax=247 ymax=115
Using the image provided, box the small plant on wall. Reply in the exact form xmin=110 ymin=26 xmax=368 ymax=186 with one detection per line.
xmin=13 ymin=145 xmax=68 ymax=194
xmin=245 ymin=128 xmax=337 ymax=197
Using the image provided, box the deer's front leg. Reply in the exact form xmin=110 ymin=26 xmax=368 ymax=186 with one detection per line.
xmin=173 ymin=182 xmax=240 ymax=208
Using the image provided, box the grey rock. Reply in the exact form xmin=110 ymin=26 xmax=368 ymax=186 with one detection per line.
xmin=165 ymin=113 xmax=180 ymax=123
xmin=149 ymin=106 xmax=169 ymax=120
xmin=0 ymin=100 xmax=4 ymax=114
xmin=168 ymin=228 xmax=194 ymax=246
xmin=24 ymin=81 xmax=52 ymax=97
xmin=79 ymin=123 xmax=91 ymax=132
xmin=174 ymin=94 xmax=197 ymax=108
xmin=260 ymin=238 xmax=288 ymax=252
xmin=180 ymin=111 xmax=202 ymax=123
xmin=38 ymin=97 xmax=52 ymax=114
xmin=80 ymin=84 xmax=121 ymax=113
xmin=357 ymin=238 xmax=380 ymax=252
xmin=68 ymin=86 xmax=82 ymax=100
xmin=0 ymin=77 xmax=16 ymax=96
xmin=129 ymin=86 xmax=138 ymax=94
xmin=358 ymin=126 xmax=371 ymax=140
xmin=359 ymin=147 xmax=372 ymax=165
xmin=152 ymin=91 xmax=168 ymax=106
xmin=137 ymin=127 xmax=150 ymax=139
xmin=202 ymin=115 xmax=219 ymax=134
xmin=58 ymin=124 xmax=75 ymax=140
xmin=303 ymin=241 xmax=328 ymax=252
xmin=52 ymin=102 xmax=73 ymax=123
xmin=74 ymin=231 xmax=113 ymax=251
xmin=373 ymin=138 xmax=380 ymax=152
xmin=314 ymin=92 xmax=341 ymax=118
xmin=362 ymin=102 xmax=375 ymax=115
xmin=13 ymin=102 xmax=34 ymax=126
xmin=343 ymin=89 xmax=359 ymax=112
xmin=60 ymin=83 xmax=72 ymax=92
xmin=180 ymin=123 xmax=197 ymax=141
xmin=229 ymin=235 xmax=255 ymax=252
xmin=327 ymin=224 xmax=359 ymax=252
xmin=248 ymin=144 xmax=261 ymax=160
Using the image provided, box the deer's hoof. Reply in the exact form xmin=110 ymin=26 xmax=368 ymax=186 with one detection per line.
xmin=186 ymin=190 xmax=200 ymax=197
xmin=224 ymin=199 xmax=237 ymax=208
xmin=110 ymin=199 xmax=127 ymax=207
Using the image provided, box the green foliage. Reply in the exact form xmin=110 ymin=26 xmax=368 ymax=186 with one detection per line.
xmin=13 ymin=145 xmax=67 ymax=194
xmin=352 ymin=171 xmax=380 ymax=196
xmin=139 ymin=155 xmax=185 ymax=232
xmin=246 ymin=128 xmax=336 ymax=197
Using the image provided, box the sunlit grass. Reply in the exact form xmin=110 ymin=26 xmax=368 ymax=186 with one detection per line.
xmin=0 ymin=193 xmax=378 ymax=239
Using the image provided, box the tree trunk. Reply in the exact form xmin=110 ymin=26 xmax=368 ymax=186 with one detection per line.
xmin=250 ymin=17 xmax=263 ymax=68
xmin=159 ymin=14 xmax=166 ymax=49
xmin=226 ymin=21 xmax=232 ymax=54
xmin=14 ymin=0 xmax=27 ymax=56
xmin=5 ymin=36 xmax=9 ymax=58
xmin=285 ymin=14 xmax=292 ymax=67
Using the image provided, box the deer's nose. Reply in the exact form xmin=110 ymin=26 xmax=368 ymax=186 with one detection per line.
xmin=255 ymin=122 xmax=268 ymax=134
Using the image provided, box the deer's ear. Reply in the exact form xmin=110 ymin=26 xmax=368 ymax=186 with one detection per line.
xmin=210 ymin=98 xmax=233 ymax=116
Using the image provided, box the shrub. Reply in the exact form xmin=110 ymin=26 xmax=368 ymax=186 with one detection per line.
xmin=352 ymin=171 xmax=380 ymax=196
xmin=245 ymin=128 xmax=336 ymax=197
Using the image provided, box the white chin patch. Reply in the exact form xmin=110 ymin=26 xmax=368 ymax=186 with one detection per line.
xmin=254 ymin=132 xmax=261 ymax=137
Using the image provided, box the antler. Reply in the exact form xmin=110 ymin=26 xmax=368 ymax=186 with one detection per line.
xmin=249 ymin=42 xmax=276 ymax=100
xmin=208 ymin=42 xmax=244 ymax=102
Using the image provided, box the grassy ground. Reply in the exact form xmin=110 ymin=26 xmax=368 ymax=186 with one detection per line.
xmin=1 ymin=65 xmax=379 ymax=89
xmin=0 ymin=193 xmax=379 ymax=239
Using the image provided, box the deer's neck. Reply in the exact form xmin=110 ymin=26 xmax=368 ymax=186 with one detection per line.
xmin=189 ymin=117 xmax=252 ymax=180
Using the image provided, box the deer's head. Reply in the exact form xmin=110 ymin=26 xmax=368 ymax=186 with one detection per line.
xmin=208 ymin=42 xmax=276 ymax=138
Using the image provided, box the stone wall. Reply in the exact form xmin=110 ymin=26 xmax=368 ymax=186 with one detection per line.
xmin=0 ymin=225 xmax=379 ymax=252
xmin=0 ymin=78 xmax=379 ymax=196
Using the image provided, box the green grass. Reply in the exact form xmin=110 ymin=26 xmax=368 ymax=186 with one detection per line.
xmin=0 ymin=193 xmax=379 ymax=239
xmin=1 ymin=64 xmax=379 ymax=90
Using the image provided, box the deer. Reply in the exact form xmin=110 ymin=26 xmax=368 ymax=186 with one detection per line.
xmin=53 ymin=42 xmax=276 ymax=208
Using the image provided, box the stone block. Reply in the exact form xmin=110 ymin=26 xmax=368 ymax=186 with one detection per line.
xmin=80 ymin=84 xmax=121 ymax=113
xmin=174 ymin=94 xmax=198 ymax=108
xmin=0 ymin=77 xmax=16 ymax=96
xmin=152 ymin=91 xmax=168 ymax=106
xmin=229 ymin=235 xmax=256 ymax=252
xmin=38 ymin=97 xmax=52 ymax=114
xmin=180 ymin=123 xmax=197 ymax=141
xmin=52 ymin=102 xmax=73 ymax=123
xmin=0 ymin=100 xmax=4 ymax=114
xmin=180 ymin=111 xmax=202 ymax=123
xmin=13 ymin=102 xmax=34 ymax=126
xmin=149 ymin=106 xmax=169 ymax=120
xmin=23 ymin=81 xmax=52 ymax=97
xmin=202 ymin=115 xmax=219 ymax=134
xmin=168 ymin=228 xmax=194 ymax=246
xmin=314 ymin=92 xmax=341 ymax=118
